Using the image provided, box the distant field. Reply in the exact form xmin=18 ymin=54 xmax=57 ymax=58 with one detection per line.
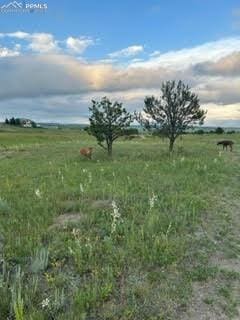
xmin=0 ymin=128 xmax=239 ymax=319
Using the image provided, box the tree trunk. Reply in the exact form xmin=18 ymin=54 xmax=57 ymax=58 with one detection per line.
xmin=169 ymin=137 xmax=175 ymax=152
xmin=107 ymin=142 xmax=113 ymax=157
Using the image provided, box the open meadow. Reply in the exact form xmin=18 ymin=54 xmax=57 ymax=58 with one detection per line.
xmin=0 ymin=127 xmax=239 ymax=319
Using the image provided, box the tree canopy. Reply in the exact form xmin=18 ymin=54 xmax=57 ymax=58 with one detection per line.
xmin=136 ymin=80 xmax=206 ymax=151
xmin=89 ymin=97 xmax=133 ymax=156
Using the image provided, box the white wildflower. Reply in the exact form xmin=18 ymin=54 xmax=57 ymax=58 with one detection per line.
xmin=68 ymin=246 xmax=74 ymax=255
xmin=82 ymin=169 xmax=87 ymax=173
xmin=165 ymin=222 xmax=172 ymax=237
xmin=111 ymin=200 xmax=121 ymax=233
xmin=149 ymin=193 xmax=157 ymax=210
xmin=88 ymin=172 xmax=92 ymax=183
xmin=35 ymin=189 xmax=42 ymax=199
xmin=213 ymin=158 xmax=218 ymax=163
xmin=80 ymin=183 xmax=84 ymax=193
xmin=41 ymin=298 xmax=50 ymax=309
xmin=72 ymin=228 xmax=80 ymax=238
xmin=180 ymin=157 xmax=185 ymax=162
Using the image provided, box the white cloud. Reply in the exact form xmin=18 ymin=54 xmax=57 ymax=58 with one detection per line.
xmin=28 ymin=33 xmax=59 ymax=53
xmin=0 ymin=31 xmax=29 ymax=39
xmin=0 ymin=34 xmax=240 ymax=125
xmin=0 ymin=32 xmax=96 ymax=55
xmin=66 ymin=36 xmax=94 ymax=54
xmin=194 ymin=52 xmax=240 ymax=76
xmin=109 ymin=45 xmax=144 ymax=58
xmin=0 ymin=51 xmax=239 ymax=105
xmin=149 ymin=50 xmax=161 ymax=57
xmin=0 ymin=31 xmax=59 ymax=53
xmin=0 ymin=46 xmax=20 ymax=57
xmin=130 ymin=37 xmax=240 ymax=70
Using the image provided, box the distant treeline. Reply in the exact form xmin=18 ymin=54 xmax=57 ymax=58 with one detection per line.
xmin=83 ymin=126 xmax=139 ymax=136
xmin=193 ymin=127 xmax=236 ymax=135
xmin=5 ymin=117 xmax=37 ymax=128
xmin=84 ymin=126 xmax=237 ymax=136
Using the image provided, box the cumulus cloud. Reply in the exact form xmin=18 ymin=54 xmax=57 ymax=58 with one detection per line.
xmin=194 ymin=77 xmax=240 ymax=105
xmin=0 ymin=34 xmax=240 ymax=125
xmin=130 ymin=37 xmax=240 ymax=70
xmin=0 ymin=54 xmax=104 ymax=99
xmin=0 ymin=49 xmax=239 ymax=106
xmin=0 ymin=31 xmax=96 ymax=54
xmin=149 ymin=50 xmax=161 ymax=57
xmin=12 ymin=32 xmax=58 ymax=53
xmin=28 ymin=33 xmax=59 ymax=53
xmin=66 ymin=36 xmax=95 ymax=54
xmin=108 ymin=45 xmax=144 ymax=58
xmin=0 ymin=31 xmax=59 ymax=53
xmin=0 ymin=53 xmax=194 ymax=100
xmin=0 ymin=46 xmax=20 ymax=57
xmin=0 ymin=31 xmax=29 ymax=39
xmin=194 ymin=52 xmax=240 ymax=76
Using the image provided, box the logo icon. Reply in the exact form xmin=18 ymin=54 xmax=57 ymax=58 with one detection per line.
xmin=1 ymin=1 xmax=22 ymax=10
xmin=0 ymin=1 xmax=47 ymax=13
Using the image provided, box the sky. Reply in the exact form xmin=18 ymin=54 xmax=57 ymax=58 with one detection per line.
xmin=0 ymin=0 xmax=240 ymax=126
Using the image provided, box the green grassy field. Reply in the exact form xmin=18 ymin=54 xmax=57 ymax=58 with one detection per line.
xmin=0 ymin=128 xmax=239 ymax=319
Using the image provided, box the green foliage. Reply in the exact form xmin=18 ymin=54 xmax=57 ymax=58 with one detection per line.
xmin=9 ymin=117 xmax=16 ymax=125
xmin=83 ymin=126 xmax=90 ymax=133
xmin=121 ymin=127 xmax=139 ymax=136
xmin=30 ymin=247 xmax=49 ymax=273
xmin=89 ymin=97 xmax=133 ymax=156
xmin=32 ymin=121 xmax=37 ymax=128
xmin=215 ymin=127 xmax=224 ymax=134
xmin=0 ymin=198 xmax=11 ymax=215
xmin=11 ymin=266 xmax=24 ymax=320
xmin=194 ymin=129 xmax=205 ymax=135
xmin=15 ymin=118 xmax=21 ymax=126
xmin=136 ymin=80 xmax=206 ymax=151
xmin=4 ymin=117 xmax=36 ymax=127
xmin=0 ymin=127 xmax=238 ymax=319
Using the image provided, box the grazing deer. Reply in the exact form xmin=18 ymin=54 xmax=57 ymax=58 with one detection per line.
xmin=80 ymin=147 xmax=93 ymax=159
xmin=217 ymin=140 xmax=234 ymax=151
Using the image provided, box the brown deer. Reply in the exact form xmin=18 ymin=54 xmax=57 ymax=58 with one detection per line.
xmin=217 ymin=140 xmax=234 ymax=151
xmin=80 ymin=147 xmax=93 ymax=159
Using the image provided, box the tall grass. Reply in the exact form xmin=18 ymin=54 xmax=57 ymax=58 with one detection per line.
xmin=0 ymin=128 xmax=238 ymax=319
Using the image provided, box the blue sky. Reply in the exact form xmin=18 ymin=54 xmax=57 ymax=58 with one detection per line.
xmin=1 ymin=0 xmax=239 ymax=59
xmin=0 ymin=0 xmax=240 ymax=125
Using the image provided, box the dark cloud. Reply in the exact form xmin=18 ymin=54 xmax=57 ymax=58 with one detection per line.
xmin=194 ymin=52 xmax=240 ymax=77
xmin=0 ymin=45 xmax=240 ymax=125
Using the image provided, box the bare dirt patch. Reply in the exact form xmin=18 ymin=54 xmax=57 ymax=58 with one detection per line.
xmin=49 ymin=212 xmax=84 ymax=230
xmin=181 ymin=281 xmax=229 ymax=320
xmin=90 ymin=199 xmax=112 ymax=209
xmin=180 ymin=153 xmax=240 ymax=320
